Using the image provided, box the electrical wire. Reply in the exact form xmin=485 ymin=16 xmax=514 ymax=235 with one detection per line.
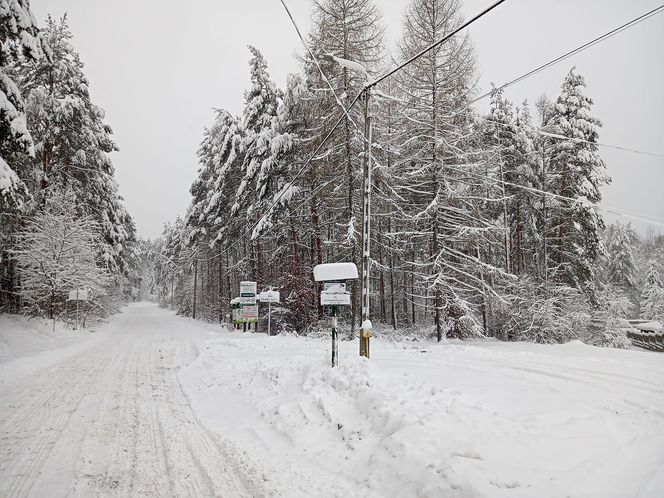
xmin=443 ymin=163 xmax=664 ymax=229
xmin=367 ymin=0 xmax=509 ymax=89
xmin=203 ymin=1 xmax=664 ymax=260
xmin=466 ymin=3 xmax=664 ymax=107
xmin=478 ymin=115 xmax=664 ymax=157
xmin=278 ymin=0 xmax=363 ymax=132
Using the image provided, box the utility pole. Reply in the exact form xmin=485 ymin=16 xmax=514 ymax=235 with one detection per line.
xmin=359 ymin=86 xmax=373 ymax=357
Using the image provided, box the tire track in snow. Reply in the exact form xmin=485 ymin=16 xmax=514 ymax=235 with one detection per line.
xmin=0 ymin=305 xmax=255 ymax=497
xmin=0 ymin=341 xmax=116 ymax=497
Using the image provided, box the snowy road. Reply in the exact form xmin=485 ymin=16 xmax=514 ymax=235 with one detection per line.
xmin=0 ymin=304 xmax=253 ymax=498
xmin=1 ymin=303 xmax=664 ymax=497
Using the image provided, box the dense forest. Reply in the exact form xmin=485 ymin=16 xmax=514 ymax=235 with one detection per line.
xmin=1 ymin=9 xmax=136 ymax=324
xmin=2 ymin=0 xmax=662 ymax=346
xmin=144 ymin=0 xmax=664 ymax=346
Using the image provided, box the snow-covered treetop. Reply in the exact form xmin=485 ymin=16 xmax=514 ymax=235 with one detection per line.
xmin=0 ymin=0 xmax=42 ymax=64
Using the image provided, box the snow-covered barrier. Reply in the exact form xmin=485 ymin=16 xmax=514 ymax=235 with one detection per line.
xmin=627 ymin=321 xmax=664 ymax=352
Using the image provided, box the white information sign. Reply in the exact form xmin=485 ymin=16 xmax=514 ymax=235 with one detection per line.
xmin=321 ymin=290 xmax=351 ymax=306
xmin=240 ymin=281 xmax=257 ymax=305
xmin=241 ymin=304 xmax=259 ymax=321
xmin=259 ymin=290 xmax=280 ymax=303
xmin=67 ymin=289 xmax=89 ymax=301
xmin=323 ymin=282 xmax=346 ymax=292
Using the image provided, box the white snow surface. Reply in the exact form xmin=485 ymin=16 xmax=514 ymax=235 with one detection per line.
xmin=1 ymin=304 xmax=663 ymax=497
xmin=313 ymin=262 xmax=358 ymax=282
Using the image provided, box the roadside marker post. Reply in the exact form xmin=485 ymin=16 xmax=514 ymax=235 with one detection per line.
xmin=67 ymin=289 xmax=89 ymax=330
xmin=313 ymin=263 xmax=358 ymax=367
xmin=258 ymin=290 xmax=280 ymax=336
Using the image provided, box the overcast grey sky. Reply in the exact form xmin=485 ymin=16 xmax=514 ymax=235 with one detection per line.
xmin=33 ymin=0 xmax=664 ymax=239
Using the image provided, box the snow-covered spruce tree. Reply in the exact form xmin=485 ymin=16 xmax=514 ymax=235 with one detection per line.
xmin=545 ymin=68 xmax=610 ymax=296
xmin=640 ymin=262 xmax=664 ymax=321
xmin=605 ymin=221 xmax=637 ymax=294
xmin=251 ymin=73 xmax=317 ymax=333
xmin=185 ymin=108 xmax=248 ymax=321
xmin=231 ymin=46 xmax=280 ymax=284
xmin=307 ymin=0 xmax=384 ymax=331
xmin=390 ymin=0 xmax=488 ymax=340
xmin=0 ymin=0 xmax=42 ymax=312
xmin=15 ymin=189 xmax=112 ymax=320
xmin=481 ymin=89 xmax=541 ymax=276
xmin=0 ymin=0 xmax=41 ymax=209
xmin=13 ymin=15 xmax=136 ymax=274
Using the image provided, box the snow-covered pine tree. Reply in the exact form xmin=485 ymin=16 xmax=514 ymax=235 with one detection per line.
xmin=511 ymin=101 xmax=542 ymax=274
xmin=231 ymin=46 xmax=280 ymax=283
xmin=545 ymin=68 xmax=610 ymax=296
xmin=482 ymin=88 xmax=540 ymax=276
xmin=640 ymin=262 xmax=664 ymax=321
xmin=0 ymin=0 xmax=41 ymax=210
xmin=605 ymin=222 xmax=637 ymax=293
xmin=252 ymin=73 xmax=309 ymax=239
xmin=14 ymin=15 xmax=136 ymax=274
xmin=257 ymin=73 xmax=317 ymax=333
xmin=0 ymin=0 xmax=42 ymax=312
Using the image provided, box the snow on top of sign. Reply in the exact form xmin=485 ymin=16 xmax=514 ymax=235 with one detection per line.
xmin=361 ymin=319 xmax=373 ymax=331
xmin=230 ymin=297 xmax=241 ymax=304
xmin=325 ymin=54 xmax=368 ymax=79
xmin=313 ymin=262 xmax=358 ymax=282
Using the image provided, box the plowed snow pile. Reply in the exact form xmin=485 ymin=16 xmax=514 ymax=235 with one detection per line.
xmin=180 ymin=332 xmax=664 ymax=498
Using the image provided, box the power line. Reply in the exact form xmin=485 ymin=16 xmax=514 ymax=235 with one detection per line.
xmin=466 ymin=3 xmax=664 ymax=107
xmin=213 ymin=92 xmax=364 ymax=257
xmin=278 ymin=0 xmax=362 ymax=133
xmin=212 ymin=1 xmax=664 ymax=259
xmin=478 ymin=115 xmax=664 ymax=157
xmin=367 ymin=0 xmax=508 ymax=89
xmin=443 ymin=163 xmax=664 ymax=229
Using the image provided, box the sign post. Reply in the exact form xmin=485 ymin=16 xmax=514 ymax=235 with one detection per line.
xmin=259 ymin=290 xmax=280 ymax=336
xmin=67 ymin=289 xmax=89 ymax=330
xmin=313 ymin=263 xmax=358 ymax=367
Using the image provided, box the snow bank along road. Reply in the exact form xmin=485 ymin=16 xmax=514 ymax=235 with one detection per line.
xmin=1 ymin=303 xmax=664 ymax=497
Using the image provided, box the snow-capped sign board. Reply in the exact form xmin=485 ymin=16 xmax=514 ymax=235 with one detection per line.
xmin=313 ymin=263 xmax=358 ymax=282
xmin=67 ymin=289 xmax=89 ymax=301
xmin=239 ymin=281 xmax=257 ymax=305
xmin=259 ymin=290 xmax=280 ymax=303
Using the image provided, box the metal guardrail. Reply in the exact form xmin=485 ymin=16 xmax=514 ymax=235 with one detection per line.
xmin=626 ymin=320 xmax=664 ymax=352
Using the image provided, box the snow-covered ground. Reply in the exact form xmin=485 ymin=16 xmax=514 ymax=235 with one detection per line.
xmin=1 ymin=303 xmax=663 ymax=497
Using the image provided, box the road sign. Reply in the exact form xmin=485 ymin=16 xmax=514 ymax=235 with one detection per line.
xmin=241 ymin=304 xmax=258 ymax=322
xmin=240 ymin=281 xmax=257 ymax=305
xmin=323 ymin=282 xmax=346 ymax=292
xmin=67 ymin=289 xmax=89 ymax=301
xmin=259 ymin=290 xmax=280 ymax=303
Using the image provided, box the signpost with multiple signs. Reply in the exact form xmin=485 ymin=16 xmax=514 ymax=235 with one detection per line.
xmin=239 ymin=281 xmax=258 ymax=330
xmin=313 ymin=263 xmax=358 ymax=367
